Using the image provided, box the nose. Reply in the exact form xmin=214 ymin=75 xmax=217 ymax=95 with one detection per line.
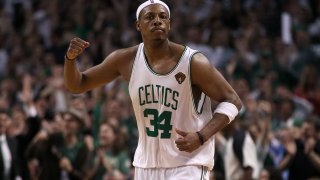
xmin=153 ymin=16 xmax=162 ymax=26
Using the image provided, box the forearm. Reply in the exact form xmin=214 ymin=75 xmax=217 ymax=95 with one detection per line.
xmin=279 ymin=154 xmax=293 ymax=171
xmin=199 ymin=113 xmax=229 ymax=142
xmin=64 ymin=59 xmax=84 ymax=93
xmin=308 ymin=151 xmax=320 ymax=171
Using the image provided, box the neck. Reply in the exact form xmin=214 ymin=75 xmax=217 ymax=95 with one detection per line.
xmin=143 ymin=39 xmax=172 ymax=62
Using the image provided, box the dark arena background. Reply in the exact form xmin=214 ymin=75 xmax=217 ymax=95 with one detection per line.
xmin=0 ymin=0 xmax=319 ymax=179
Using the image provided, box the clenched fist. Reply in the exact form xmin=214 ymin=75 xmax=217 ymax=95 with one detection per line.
xmin=66 ymin=37 xmax=90 ymax=60
xmin=175 ymin=129 xmax=202 ymax=153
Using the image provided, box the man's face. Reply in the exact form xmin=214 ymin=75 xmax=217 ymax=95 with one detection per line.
xmin=136 ymin=4 xmax=170 ymax=42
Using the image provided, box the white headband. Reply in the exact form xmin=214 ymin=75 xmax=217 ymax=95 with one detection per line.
xmin=136 ymin=0 xmax=170 ymax=20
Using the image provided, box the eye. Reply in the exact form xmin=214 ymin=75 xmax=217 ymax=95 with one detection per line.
xmin=145 ymin=15 xmax=154 ymax=20
xmin=160 ymin=14 xmax=168 ymax=20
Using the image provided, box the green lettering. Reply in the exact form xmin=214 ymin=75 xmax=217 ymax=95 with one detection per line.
xmin=158 ymin=111 xmax=173 ymax=138
xmin=145 ymin=84 xmax=152 ymax=104
xmin=139 ymin=86 xmax=145 ymax=106
xmin=151 ymin=84 xmax=158 ymax=103
xmin=164 ymin=88 xmax=172 ymax=107
xmin=144 ymin=108 xmax=173 ymax=139
xmin=172 ymin=91 xmax=179 ymax=110
xmin=161 ymin=86 xmax=165 ymax=104
xmin=156 ymin=85 xmax=161 ymax=103
xmin=145 ymin=109 xmax=158 ymax=137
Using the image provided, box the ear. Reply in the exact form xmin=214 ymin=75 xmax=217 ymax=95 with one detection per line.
xmin=136 ymin=21 xmax=141 ymax=31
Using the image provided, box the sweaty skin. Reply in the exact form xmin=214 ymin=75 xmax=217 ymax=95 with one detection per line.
xmin=64 ymin=4 xmax=242 ymax=153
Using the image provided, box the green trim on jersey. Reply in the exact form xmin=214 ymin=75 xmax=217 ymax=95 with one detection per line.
xmin=143 ymin=46 xmax=187 ymax=76
xmin=188 ymin=52 xmax=207 ymax=115
xmin=198 ymin=93 xmax=206 ymax=114
xmin=200 ymin=166 xmax=204 ymax=180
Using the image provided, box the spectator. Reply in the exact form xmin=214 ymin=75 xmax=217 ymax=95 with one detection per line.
xmin=25 ymin=115 xmax=62 ymax=180
xmin=279 ymin=117 xmax=320 ymax=179
xmin=58 ymin=109 xmax=93 ymax=180
xmin=216 ymin=119 xmax=259 ymax=180
xmin=0 ymin=111 xmax=21 ymax=180
xmin=88 ymin=122 xmax=131 ymax=180
xmin=0 ymin=0 xmax=318 ymax=179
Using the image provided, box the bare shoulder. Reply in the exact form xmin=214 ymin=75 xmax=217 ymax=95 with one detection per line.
xmin=107 ymin=45 xmax=139 ymax=62
xmin=191 ymin=53 xmax=211 ymax=67
xmin=190 ymin=52 xmax=238 ymax=103
xmin=104 ymin=45 xmax=139 ymax=82
xmin=190 ymin=52 xmax=217 ymax=86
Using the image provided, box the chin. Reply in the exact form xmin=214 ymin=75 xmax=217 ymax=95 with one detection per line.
xmin=152 ymin=38 xmax=167 ymax=43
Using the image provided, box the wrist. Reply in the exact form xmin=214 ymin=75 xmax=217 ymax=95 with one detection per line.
xmin=65 ymin=54 xmax=75 ymax=61
xmin=196 ymin=131 xmax=205 ymax=145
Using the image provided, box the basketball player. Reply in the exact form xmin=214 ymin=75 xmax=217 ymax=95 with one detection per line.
xmin=64 ymin=0 xmax=242 ymax=179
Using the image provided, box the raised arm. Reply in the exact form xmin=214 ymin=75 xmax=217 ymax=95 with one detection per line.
xmin=64 ymin=37 xmax=132 ymax=94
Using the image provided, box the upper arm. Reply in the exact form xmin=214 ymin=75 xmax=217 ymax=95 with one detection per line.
xmin=191 ymin=53 xmax=242 ymax=109
xmin=80 ymin=48 xmax=135 ymax=90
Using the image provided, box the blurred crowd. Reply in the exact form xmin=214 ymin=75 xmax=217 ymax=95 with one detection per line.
xmin=0 ymin=0 xmax=319 ymax=180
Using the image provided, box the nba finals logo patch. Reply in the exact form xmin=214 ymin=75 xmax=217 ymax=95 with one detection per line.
xmin=175 ymin=72 xmax=186 ymax=84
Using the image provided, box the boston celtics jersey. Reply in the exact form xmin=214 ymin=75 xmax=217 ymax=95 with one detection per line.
xmin=129 ymin=43 xmax=215 ymax=170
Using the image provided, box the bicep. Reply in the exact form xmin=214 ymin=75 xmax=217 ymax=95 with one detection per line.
xmin=191 ymin=53 xmax=240 ymax=105
xmin=80 ymin=51 xmax=121 ymax=90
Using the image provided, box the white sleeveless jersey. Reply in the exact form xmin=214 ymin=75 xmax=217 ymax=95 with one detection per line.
xmin=129 ymin=43 xmax=215 ymax=170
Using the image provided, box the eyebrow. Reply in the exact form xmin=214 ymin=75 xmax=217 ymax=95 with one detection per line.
xmin=143 ymin=11 xmax=169 ymax=17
